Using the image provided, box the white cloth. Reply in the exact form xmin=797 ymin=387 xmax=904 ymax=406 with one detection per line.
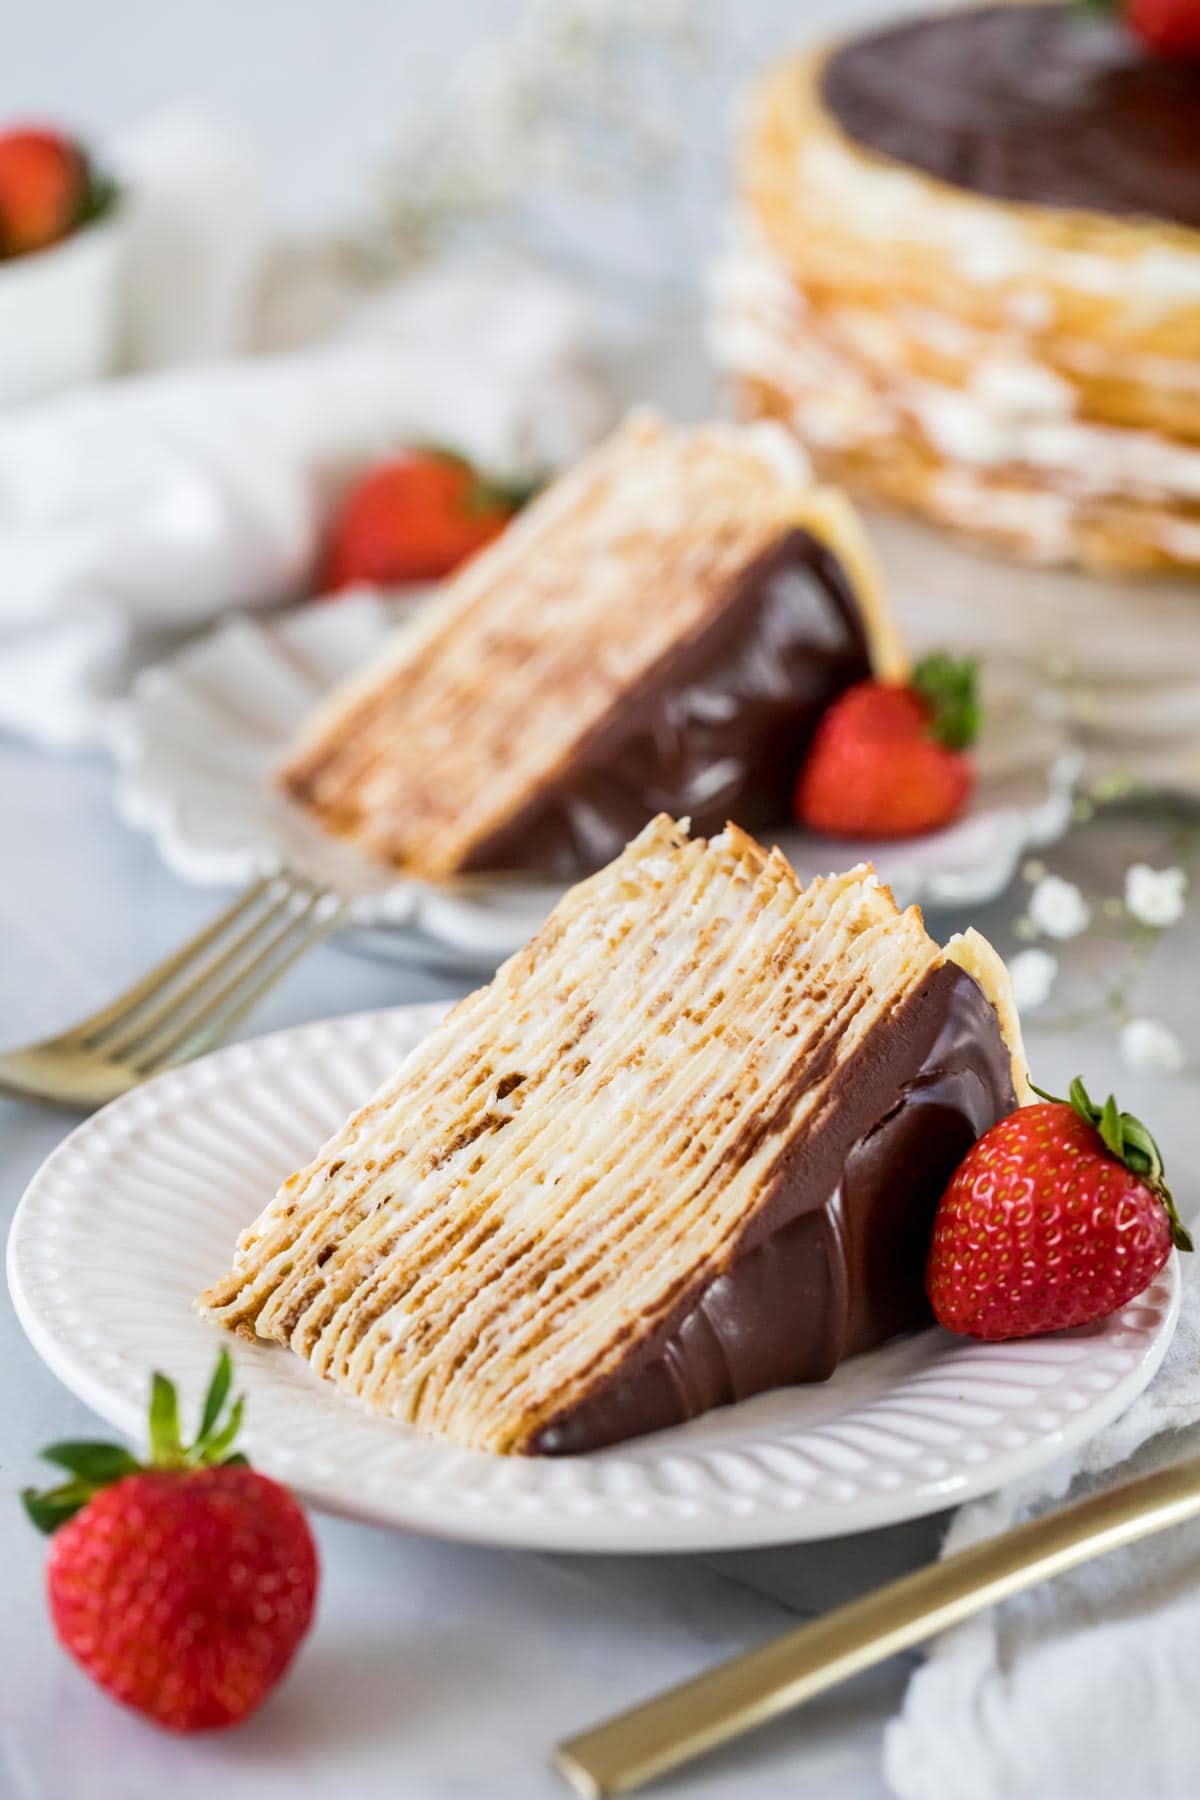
xmin=0 ymin=115 xmax=611 ymax=748
xmin=884 ymin=1249 xmax=1200 ymax=1800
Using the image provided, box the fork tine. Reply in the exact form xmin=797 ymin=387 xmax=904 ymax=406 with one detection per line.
xmin=130 ymin=887 xmax=347 ymax=1071
xmin=59 ymin=875 xmax=277 ymax=1045
xmin=92 ymin=881 xmax=300 ymax=1057
xmin=152 ymin=895 xmax=350 ymax=1069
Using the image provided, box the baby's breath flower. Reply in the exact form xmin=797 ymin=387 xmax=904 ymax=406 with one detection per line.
xmin=1120 ymin=1018 xmax=1186 ymax=1075
xmin=1090 ymin=769 xmax=1136 ymax=804
xmin=1027 ymin=874 xmax=1092 ymax=942
xmin=1008 ymin=948 xmax=1058 ymax=1012
xmin=366 ymin=0 xmax=708 ymax=273
xmin=1124 ymin=863 xmax=1187 ymax=930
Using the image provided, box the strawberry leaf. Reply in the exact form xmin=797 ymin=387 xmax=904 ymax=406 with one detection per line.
xmin=415 ymin=443 xmax=541 ymax=515
xmin=478 ymin=470 xmax=543 ymax=514
xmin=415 ymin=442 xmax=472 ymax=471
xmin=1066 ymin=1075 xmax=1092 ymax=1119
xmin=1033 ymin=1076 xmax=1194 ymax=1252
xmin=197 ymin=1349 xmax=233 ymax=1443
xmin=21 ymin=1480 xmax=97 ymax=1535
xmin=187 ymin=1351 xmax=246 ymax=1466
xmin=21 ymin=1353 xmax=252 ymax=1537
xmin=197 ymin=1395 xmax=245 ymax=1467
xmin=1098 ymin=1093 xmax=1124 ymax=1162
xmin=464 ymin=464 xmax=542 ymax=518
xmin=913 ymin=654 xmax=980 ymax=751
xmin=75 ymin=156 xmax=120 ymax=233
xmin=148 ymin=1372 xmax=183 ymax=1467
xmin=38 ymin=1442 xmax=139 ymax=1484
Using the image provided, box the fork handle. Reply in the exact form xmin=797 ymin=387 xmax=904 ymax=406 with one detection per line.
xmin=553 ymin=1453 xmax=1200 ymax=1797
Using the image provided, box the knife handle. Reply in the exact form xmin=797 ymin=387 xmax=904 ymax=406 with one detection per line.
xmin=553 ymin=1453 xmax=1200 ymax=1797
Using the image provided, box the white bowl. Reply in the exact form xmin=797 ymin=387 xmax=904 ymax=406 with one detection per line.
xmin=0 ymin=206 xmax=125 ymax=406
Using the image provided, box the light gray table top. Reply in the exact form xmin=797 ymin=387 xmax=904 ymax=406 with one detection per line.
xmin=3 ymin=732 xmax=1196 ymax=1800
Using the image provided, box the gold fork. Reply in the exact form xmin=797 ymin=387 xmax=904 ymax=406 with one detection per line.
xmin=553 ymin=1452 xmax=1200 ymax=1796
xmin=0 ymin=871 xmax=347 ymax=1109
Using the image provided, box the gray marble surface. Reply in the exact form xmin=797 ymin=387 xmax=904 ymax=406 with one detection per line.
xmin=3 ymin=733 xmax=1197 ymax=1800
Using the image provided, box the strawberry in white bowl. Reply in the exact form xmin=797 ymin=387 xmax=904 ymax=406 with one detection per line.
xmin=0 ymin=123 xmax=123 ymax=406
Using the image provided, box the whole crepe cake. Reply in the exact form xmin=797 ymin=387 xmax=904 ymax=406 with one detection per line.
xmin=712 ymin=2 xmax=1200 ymax=574
xmin=201 ymin=817 xmax=1027 ymax=1455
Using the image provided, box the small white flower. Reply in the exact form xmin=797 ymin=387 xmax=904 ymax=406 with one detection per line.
xmin=1124 ymin=863 xmax=1187 ymax=930
xmin=1120 ymin=1018 xmax=1186 ymax=1075
xmin=1021 ymin=858 xmax=1046 ymax=885
xmin=1008 ymin=948 xmax=1058 ymax=1012
xmin=1026 ymin=874 xmax=1092 ymax=941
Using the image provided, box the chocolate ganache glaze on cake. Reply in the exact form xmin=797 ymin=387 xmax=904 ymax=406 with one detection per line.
xmin=820 ymin=3 xmax=1200 ymax=233
xmin=461 ymin=527 xmax=872 ymax=879
xmin=532 ymin=962 xmax=1015 ymax=1454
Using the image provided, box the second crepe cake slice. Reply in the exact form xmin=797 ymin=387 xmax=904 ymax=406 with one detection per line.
xmin=281 ymin=410 xmax=906 ymax=880
xmin=200 ymin=816 xmax=1028 ymax=1455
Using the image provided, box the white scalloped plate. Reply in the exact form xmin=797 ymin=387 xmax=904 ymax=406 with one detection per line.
xmin=111 ymin=595 xmax=1081 ymax=974
xmin=8 ymin=1005 xmax=1178 ymax=1553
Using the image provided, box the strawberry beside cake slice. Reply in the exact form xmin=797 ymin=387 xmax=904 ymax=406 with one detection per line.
xmin=199 ymin=816 xmax=1026 ymax=1455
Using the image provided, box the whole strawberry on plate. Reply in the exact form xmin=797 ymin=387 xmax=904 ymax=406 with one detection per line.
xmin=320 ymin=447 xmax=536 ymax=593
xmin=1120 ymin=0 xmax=1200 ymax=61
xmin=795 ymin=652 xmax=978 ymax=840
xmin=928 ymin=1076 xmax=1192 ymax=1341
xmin=23 ymin=1352 xmax=317 ymax=1732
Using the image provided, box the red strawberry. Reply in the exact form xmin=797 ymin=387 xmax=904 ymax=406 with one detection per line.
xmin=23 ymin=1353 xmax=317 ymax=1733
xmin=927 ymin=1077 xmax=1192 ymax=1341
xmin=320 ymin=447 xmax=534 ymax=593
xmin=1125 ymin=0 xmax=1200 ymax=59
xmin=0 ymin=127 xmax=85 ymax=257
xmin=795 ymin=653 xmax=978 ymax=840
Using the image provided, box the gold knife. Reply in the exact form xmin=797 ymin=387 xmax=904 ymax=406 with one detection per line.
xmin=553 ymin=1453 xmax=1200 ymax=1797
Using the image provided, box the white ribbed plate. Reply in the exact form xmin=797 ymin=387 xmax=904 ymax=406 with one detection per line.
xmin=111 ymin=595 xmax=1080 ymax=974
xmin=8 ymin=1006 xmax=1178 ymax=1553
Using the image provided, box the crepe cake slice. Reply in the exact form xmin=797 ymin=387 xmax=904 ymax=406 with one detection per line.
xmin=280 ymin=410 xmax=906 ymax=880
xmin=200 ymin=816 xmax=1027 ymax=1456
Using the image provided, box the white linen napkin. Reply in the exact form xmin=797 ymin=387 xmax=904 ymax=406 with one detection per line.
xmin=0 ymin=263 xmax=609 ymax=748
xmin=884 ymin=1249 xmax=1200 ymax=1800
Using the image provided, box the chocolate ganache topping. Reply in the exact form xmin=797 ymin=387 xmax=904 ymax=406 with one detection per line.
xmin=461 ymin=527 xmax=872 ymax=879
xmin=820 ymin=3 xmax=1200 ymax=234
xmin=531 ymin=962 xmax=1016 ymax=1455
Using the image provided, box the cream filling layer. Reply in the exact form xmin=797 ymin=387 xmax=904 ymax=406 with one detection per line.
xmin=797 ymin=137 xmax=1200 ymax=322
xmin=715 ymin=237 xmax=1200 ymax=404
